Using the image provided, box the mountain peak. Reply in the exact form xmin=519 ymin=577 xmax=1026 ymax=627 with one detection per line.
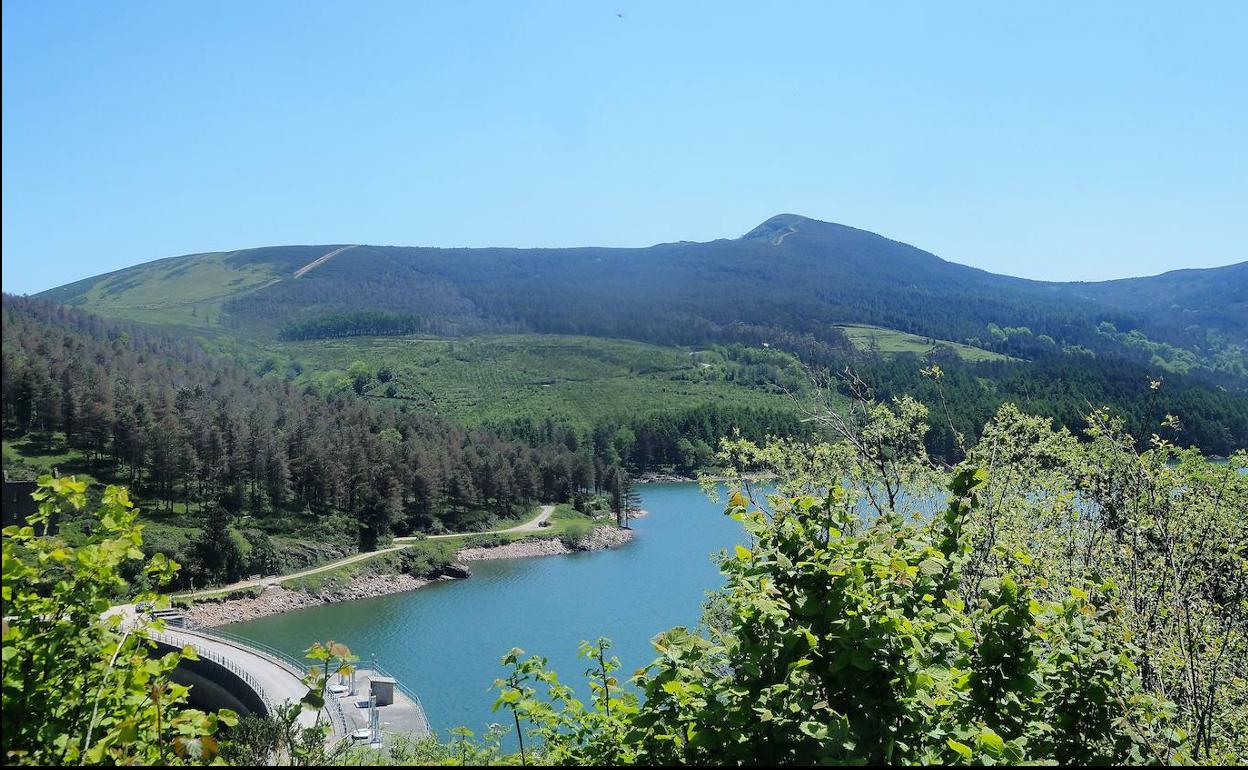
xmin=742 ymin=213 xmax=822 ymax=244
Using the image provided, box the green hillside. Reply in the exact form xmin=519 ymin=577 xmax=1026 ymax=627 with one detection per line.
xmin=31 ymin=214 xmax=1248 ymax=457
xmin=836 ymin=324 xmax=1012 ymax=363
xmin=39 ymin=216 xmax=1247 ymax=371
xmin=39 ymin=249 xmax=293 ymax=329
xmin=266 ymin=334 xmax=814 ymax=429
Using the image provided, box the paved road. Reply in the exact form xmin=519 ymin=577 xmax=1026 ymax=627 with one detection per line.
xmin=175 ymin=505 xmax=555 ymax=600
xmin=408 ymin=503 xmax=555 ymax=540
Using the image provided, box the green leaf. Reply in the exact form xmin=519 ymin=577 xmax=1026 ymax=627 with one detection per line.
xmin=979 ymin=729 xmax=1005 ymax=755
xmin=947 ymin=738 xmax=973 ymax=759
xmin=301 ymin=690 xmax=325 ymax=711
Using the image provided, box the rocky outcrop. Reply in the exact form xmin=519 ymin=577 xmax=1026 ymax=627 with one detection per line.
xmin=439 ymin=563 xmax=472 ymax=579
xmin=186 ymin=585 xmax=326 ymax=627
xmin=635 ymin=472 xmax=697 ymax=484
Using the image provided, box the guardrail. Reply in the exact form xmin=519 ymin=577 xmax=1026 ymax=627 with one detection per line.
xmin=327 ymin=686 xmax=349 ymax=738
xmin=185 ymin=627 xmax=350 ymax=738
xmin=192 ymin=627 xmax=309 ymax=676
xmin=159 ymin=625 xmax=428 ymax=738
xmin=151 ymin=631 xmax=279 ymax=717
xmin=372 ymin=661 xmax=432 ymax=735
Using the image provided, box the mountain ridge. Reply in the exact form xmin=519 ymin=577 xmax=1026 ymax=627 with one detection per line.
xmin=34 ymin=214 xmax=1247 ymax=291
xmin=35 ymin=215 xmax=1248 ymax=377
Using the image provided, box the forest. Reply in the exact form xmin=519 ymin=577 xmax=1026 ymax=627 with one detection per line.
xmin=33 ymin=216 xmax=1248 ymax=472
xmin=7 ymin=389 xmax=1244 ymax=765
xmin=41 ymin=217 xmax=1248 ymax=387
xmin=277 ymin=311 xmax=427 ymax=341
xmin=0 ymin=296 xmax=801 ymax=588
xmin=858 ymin=349 xmax=1248 ymax=458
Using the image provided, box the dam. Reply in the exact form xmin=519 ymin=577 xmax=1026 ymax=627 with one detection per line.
xmin=149 ymin=622 xmax=430 ymax=745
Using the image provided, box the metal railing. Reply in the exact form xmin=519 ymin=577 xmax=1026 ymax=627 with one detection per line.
xmin=371 ymin=661 xmax=432 ymax=735
xmin=187 ymin=627 xmax=350 ymax=738
xmin=191 ymin=626 xmax=309 ymax=677
xmin=317 ymin=674 xmax=351 ymax=739
xmin=159 ymin=625 xmax=429 ymax=738
xmin=151 ymin=630 xmax=279 ymax=717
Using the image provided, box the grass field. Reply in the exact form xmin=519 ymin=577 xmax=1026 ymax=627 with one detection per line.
xmin=272 ymin=333 xmax=809 ymax=428
xmin=836 ymin=324 xmax=1012 ymax=362
xmin=44 ymin=251 xmax=279 ymax=329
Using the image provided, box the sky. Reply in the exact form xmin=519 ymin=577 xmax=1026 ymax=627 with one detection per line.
xmin=3 ymin=1 xmax=1246 ymax=294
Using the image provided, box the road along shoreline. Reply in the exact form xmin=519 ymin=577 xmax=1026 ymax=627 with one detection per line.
xmin=183 ymin=525 xmax=634 ymax=628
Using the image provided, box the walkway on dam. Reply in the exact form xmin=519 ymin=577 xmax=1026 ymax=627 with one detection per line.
xmin=153 ymin=626 xmax=329 ymax=732
xmin=151 ymin=626 xmax=432 ymax=742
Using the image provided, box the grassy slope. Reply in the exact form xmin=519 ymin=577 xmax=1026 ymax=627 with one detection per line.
xmin=274 ymin=333 xmax=810 ymax=428
xmin=32 ymin=243 xmax=826 ymax=429
xmin=836 ymin=324 xmax=1013 ymax=363
xmin=29 ymin=228 xmax=1021 ymax=428
xmin=41 ymin=251 xmax=281 ymax=329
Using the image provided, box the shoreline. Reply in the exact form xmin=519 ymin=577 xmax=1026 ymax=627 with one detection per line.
xmin=457 ymin=525 xmax=632 ymax=561
xmin=634 ymin=471 xmax=777 ymax=485
xmin=184 ymin=526 xmax=635 ymax=628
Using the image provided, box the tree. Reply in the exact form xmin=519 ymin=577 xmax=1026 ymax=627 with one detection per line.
xmin=357 ymin=470 xmax=401 ymax=550
xmin=347 ymin=360 xmax=372 ymax=395
xmin=2 ymin=476 xmax=234 ymax=765
xmin=192 ymin=506 xmax=248 ymax=584
xmin=605 ymin=466 xmax=637 ymax=529
xmin=485 ymin=469 xmax=1185 ymax=766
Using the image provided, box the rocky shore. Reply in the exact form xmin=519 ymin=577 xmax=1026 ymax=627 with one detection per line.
xmin=185 ymin=573 xmax=440 ymax=627
xmin=634 ymin=471 xmax=775 ymax=485
xmin=458 ymin=525 xmax=633 ymax=561
xmin=635 ymin=471 xmax=699 ymax=484
xmin=185 ymin=526 xmax=634 ymax=627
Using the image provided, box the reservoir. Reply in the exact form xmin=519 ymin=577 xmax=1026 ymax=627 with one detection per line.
xmin=226 ymin=482 xmax=744 ymax=737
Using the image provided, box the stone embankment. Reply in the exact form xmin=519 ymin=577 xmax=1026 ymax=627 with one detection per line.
xmin=186 ymin=527 xmax=632 ymax=627
xmin=635 ymin=472 xmax=698 ymax=484
xmin=457 ymin=526 xmax=633 ymax=561
xmin=185 ymin=573 xmax=442 ymax=627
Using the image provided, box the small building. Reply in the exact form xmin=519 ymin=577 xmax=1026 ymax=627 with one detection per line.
xmin=2 ymin=471 xmax=41 ymax=528
xmin=370 ymin=676 xmax=395 ymax=707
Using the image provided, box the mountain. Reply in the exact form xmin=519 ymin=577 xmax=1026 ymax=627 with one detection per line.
xmin=37 ymin=214 xmax=1247 ymax=374
xmin=1052 ymin=261 xmax=1248 ymax=345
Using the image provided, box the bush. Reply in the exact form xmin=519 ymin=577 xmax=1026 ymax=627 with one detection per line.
xmin=398 ymin=541 xmax=453 ymax=577
xmin=558 ymin=519 xmax=594 ymax=549
xmin=220 ymin=714 xmax=283 ymax=765
xmin=487 ymin=469 xmax=1186 ymax=766
xmin=463 ymin=533 xmax=508 ymax=549
xmin=2 ymin=477 xmax=234 ymax=764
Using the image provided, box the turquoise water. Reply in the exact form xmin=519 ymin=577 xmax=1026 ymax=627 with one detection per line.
xmin=225 ymin=482 xmax=744 ymax=737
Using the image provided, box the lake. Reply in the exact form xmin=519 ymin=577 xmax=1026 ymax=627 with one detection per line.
xmin=222 ymin=463 xmax=1246 ymax=739
xmin=225 ymin=482 xmax=744 ymax=738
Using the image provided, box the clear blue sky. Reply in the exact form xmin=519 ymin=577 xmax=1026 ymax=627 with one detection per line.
xmin=3 ymin=1 xmax=1245 ymax=294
